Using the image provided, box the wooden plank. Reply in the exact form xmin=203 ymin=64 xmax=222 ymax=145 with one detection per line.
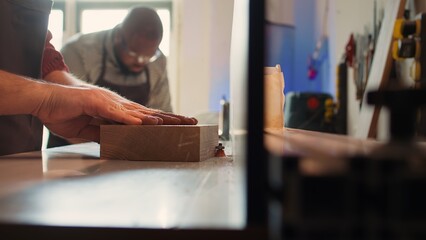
xmin=265 ymin=128 xmax=383 ymax=159
xmin=265 ymin=128 xmax=386 ymax=176
xmin=100 ymin=125 xmax=218 ymax=162
xmin=355 ymin=0 xmax=406 ymax=139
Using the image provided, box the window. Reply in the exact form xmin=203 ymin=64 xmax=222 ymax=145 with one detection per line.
xmin=80 ymin=8 xmax=170 ymax=56
xmin=80 ymin=9 xmax=128 ymax=33
xmin=47 ymin=1 xmax=172 ymax=55
xmin=48 ymin=9 xmax=64 ymax=49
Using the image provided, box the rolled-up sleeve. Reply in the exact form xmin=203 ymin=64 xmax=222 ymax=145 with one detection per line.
xmin=41 ymin=30 xmax=69 ymax=78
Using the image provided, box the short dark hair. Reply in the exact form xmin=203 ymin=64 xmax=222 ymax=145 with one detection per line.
xmin=121 ymin=6 xmax=163 ymax=41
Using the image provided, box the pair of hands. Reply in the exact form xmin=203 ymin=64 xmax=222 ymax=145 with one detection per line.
xmin=34 ymin=83 xmax=197 ymax=143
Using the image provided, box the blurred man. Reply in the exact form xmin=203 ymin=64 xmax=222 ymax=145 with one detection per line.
xmin=0 ymin=1 xmax=196 ymax=155
xmin=48 ymin=6 xmax=173 ymax=147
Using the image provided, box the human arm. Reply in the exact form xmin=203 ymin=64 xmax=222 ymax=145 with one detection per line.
xmin=42 ymin=31 xmax=69 ymax=79
xmin=42 ymin=31 xmax=88 ymax=86
xmin=0 ymin=69 xmax=197 ymax=142
xmin=44 ymin=70 xmax=197 ymax=125
xmin=41 ymin=32 xmax=196 ymax=125
xmin=0 ymin=69 xmax=144 ymax=141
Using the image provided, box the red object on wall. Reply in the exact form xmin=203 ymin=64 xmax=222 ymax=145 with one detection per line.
xmin=345 ymin=33 xmax=356 ymax=67
xmin=307 ymin=96 xmax=320 ymax=110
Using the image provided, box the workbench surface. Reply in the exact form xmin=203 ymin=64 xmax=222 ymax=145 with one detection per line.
xmin=0 ymin=128 xmax=418 ymax=234
xmin=0 ymin=142 xmax=244 ymax=229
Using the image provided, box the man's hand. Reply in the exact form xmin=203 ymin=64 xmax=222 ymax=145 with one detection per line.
xmin=90 ymin=84 xmax=198 ymax=125
xmin=33 ymin=83 xmax=197 ymax=143
xmin=43 ymin=70 xmax=198 ymax=125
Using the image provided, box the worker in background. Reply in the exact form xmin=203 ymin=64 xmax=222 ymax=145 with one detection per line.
xmin=0 ymin=0 xmax=196 ymax=156
xmin=48 ymin=6 xmax=173 ymax=148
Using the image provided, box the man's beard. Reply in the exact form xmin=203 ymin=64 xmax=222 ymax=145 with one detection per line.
xmin=117 ymin=59 xmax=144 ymax=76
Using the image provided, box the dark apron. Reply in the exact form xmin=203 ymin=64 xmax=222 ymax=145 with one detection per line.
xmin=47 ymin=33 xmax=151 ymax=148
xmin=0 ymin=0 xmax=52 ymax=155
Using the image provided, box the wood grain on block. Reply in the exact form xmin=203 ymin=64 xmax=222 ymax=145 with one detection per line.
xmin=100 ymin=125 xmax=218 ymax=161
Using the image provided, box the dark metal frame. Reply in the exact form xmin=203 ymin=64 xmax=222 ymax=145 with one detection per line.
xmin=0 ymin=0 xmax=268 ymax=239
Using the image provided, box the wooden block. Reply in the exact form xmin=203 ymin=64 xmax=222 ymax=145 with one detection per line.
xmin=100 ymin=125 xmax=218 ymax=162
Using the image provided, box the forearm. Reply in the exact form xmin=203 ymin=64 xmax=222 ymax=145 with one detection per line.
xmin=0 ymin=69 xmax=50 ymax=116
xmin=44 ymin=70 xmax=90 ymax=87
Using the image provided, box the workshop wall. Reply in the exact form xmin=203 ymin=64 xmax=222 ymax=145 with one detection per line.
xmin=138 ymin=0 xmax=392 ymax=127
xmin=329 ymin=0 xmax=388 ymax=137
xmin=171 ymin=0 xmax=234 ymax=116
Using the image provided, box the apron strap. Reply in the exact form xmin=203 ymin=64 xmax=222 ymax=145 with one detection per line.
xmin=97 ymin=33 xmax=109 ymax=83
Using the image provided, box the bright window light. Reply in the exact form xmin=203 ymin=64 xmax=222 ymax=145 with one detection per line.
xmin=81 ymin=9 xmax=128 ymax=34
xmin=44 ymin=9 xmax=64 ymax=150
xmin=47 ymin=10 xmax=64 ymax=50
xmin=81 ymin=9 xmax=170 ymax=56
xmin=156 ymin=9 xmax=170 ymax=56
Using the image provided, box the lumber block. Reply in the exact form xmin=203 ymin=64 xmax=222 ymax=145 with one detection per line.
xmin=100 ymin=125 xmax=218 ymax=162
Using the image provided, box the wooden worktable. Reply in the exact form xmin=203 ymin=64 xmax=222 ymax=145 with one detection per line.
xmin=265 ymin=128 xmax=384 ymax=158
xmin=0 ymin=142 xmax=245 ymax=231
xmin=0 ymin=128 xmax=418 ymax=239
xmin=265 ymin=128 xmax=426 ymax=176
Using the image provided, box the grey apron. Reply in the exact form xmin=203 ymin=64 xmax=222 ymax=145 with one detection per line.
xmin=0 ymin=0 xmax=52 ymax=155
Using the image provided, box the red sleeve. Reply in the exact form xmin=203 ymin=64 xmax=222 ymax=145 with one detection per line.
xmin=41 ymin=30 xmax=69 ymax=78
